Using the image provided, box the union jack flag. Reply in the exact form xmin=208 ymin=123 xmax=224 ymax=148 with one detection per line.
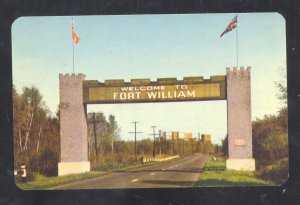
xmin=220 ymin=15 xmax=238 ymax=38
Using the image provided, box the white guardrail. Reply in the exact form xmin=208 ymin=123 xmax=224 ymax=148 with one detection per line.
xmin=142 ymin=155 xmax=180 ymax=164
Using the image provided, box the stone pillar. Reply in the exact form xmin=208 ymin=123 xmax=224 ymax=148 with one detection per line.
xmin=58 ymin=73 xmax=90 ymax=176
xmin=226 ymin=67 xmax=255 ymax=171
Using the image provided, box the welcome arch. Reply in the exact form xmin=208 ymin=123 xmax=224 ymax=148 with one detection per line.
xmin=58 ymin=67 xmax=255 ymax=176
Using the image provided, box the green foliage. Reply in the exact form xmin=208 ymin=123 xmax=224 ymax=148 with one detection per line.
xmin=139 ymin=138 xmax=153 ymax=155
xmin=213 ymin=144 xmax=223 ymax=157
xmin=87 ymin=110 xmax=220 ymax=170
xmin=250 ymin=70 xmax=288 ymax=182
xmin=220 ymin=135 xmax=228 ymax=157
xmin=37 ymin=147 xmax=59 ymax=176
xmin=252 ymin=69 xmax=288 ymax=171
xmin=201 ymin=156 xmax=226 ymax=171
xmin=87 ymin=112 xmax=121 ymax=158
xmin=92 ymin=153 xmax=138 ymax=171
xmin=255 ymin=158 xmax=288 ymax=185
xmin=252 ymin=107 xmax=288 ymax=168
xmin=16 ymin=171 xmax=106 ymax=190
xmin=257 ymin=133 xmax=288 ymax=166
xmin=196 ymin=157 xmax=270 ymax=186
xmin=17 ymin=159 xmax=175 ymax=190
xmin=275 ymin=67 xmax=287 ymax=105
xmin=198 ymin=170 xmax=271 ymax=186
xmin=187 ymin=139 xmax=213 ymax=156
xmin=13 ymin=86 xmax=60 ymax=179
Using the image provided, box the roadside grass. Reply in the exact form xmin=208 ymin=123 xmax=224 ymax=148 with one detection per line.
xmin=16 ymin=171 xmax=107 ymax=190
xmin=196 ymin=156 xmax=272 ymax=186
xmin=16 ymin=156 xmax=181 ymax=190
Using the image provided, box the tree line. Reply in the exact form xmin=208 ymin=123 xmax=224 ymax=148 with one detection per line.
xmin=252 ymin=74 xmax=288 ymax=184
xmin=87 ymin=112 xmax=216 ymax=170
xmin=13 ymin=86 xmax=60 ymax=179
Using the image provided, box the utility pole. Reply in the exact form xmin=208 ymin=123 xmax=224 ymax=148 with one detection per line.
xmin=158 ymin=130 xmax=162 ymax=156
xmin=182 ymin=139 xmax=185 ymax=155
xmin=178 ymin=137 xmax=180 ymax=155
xmin=197 ymin=132 xmax=200 ymax=153
xmin=93 ymin=113 xmax=98 ymax=160
xmin=192 ymin=138 xmax=194 ymax=154
xmin=172 ymin=134 xmax=175 ymax=155
xmin=150 ymin=126 xmax=159 ymax=158
xmin=165 ymin=133 xmax=167 ymax=156
xmin=129 ymin=122 xmax=142 ymax=162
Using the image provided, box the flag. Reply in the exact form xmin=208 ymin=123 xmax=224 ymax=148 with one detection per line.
xmin=220 ymin=15 xmax=238 ymax=38
xmin=72 ymin=17 xmax=80 ymax=44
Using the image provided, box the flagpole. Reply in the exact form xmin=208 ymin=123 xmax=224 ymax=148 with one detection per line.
xmin=72 ymin=42 xmax=75 ymax=73
xmin=71 ymin=16 xmax=80 ymax=74
xmin=236 ymin=14 xmax=239 ymax=68
xmin=72 ymin=17 xmax=75 ymax=74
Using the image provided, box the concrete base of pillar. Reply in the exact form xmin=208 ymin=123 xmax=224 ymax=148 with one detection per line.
xmin=226 ymin=158 xmax=255 ymax=171
xmin=58 ymin=161 xmax=90 ymax=176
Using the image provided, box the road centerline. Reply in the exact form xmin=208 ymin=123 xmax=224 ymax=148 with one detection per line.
xmin=131 ymin=178 xmax=139 ymax=182
xmin=51 ymin=154 xmax=208 ymax=189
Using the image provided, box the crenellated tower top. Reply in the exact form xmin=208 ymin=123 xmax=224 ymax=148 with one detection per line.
xmin=59 ymin=73 xmax=86 ymax=81
xmin=226 ymin=66 xmax=251 ymax=73
xmin=226 ymin=67 xmax=251 ymax=79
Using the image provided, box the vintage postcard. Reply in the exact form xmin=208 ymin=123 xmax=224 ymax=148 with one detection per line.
xmin=12 ymin=13 xmax=288 ymax=190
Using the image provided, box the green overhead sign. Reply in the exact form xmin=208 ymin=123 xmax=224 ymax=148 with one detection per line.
xmin=83 ymin=76 xmax=226 ymax=104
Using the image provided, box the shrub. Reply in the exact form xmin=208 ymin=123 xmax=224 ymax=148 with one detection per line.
xmin=38 ymin=148 xmax=59 ymax=176
xmin=256 ymin=133 xmax=288 ymax=168
xmin=91 ymin=153 xmax=143 ymax=171
xmin=255 ymin=158 xmax=288 ymax=185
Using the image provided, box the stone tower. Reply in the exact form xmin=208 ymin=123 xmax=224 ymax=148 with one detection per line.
xmin=58 ymin=73 xmax=90 ymax=176
xmin=226 ymin=67 xmax=255 ymax=171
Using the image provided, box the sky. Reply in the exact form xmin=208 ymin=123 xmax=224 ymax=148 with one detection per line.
xmin=12 ymin=13 xmax=286 ymax=144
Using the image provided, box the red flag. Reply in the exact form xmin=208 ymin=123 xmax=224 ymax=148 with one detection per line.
xmin=72 ymin=17 xmax=80 ymax=44
xmin=220 ymin=15 xmax=238 ymax=38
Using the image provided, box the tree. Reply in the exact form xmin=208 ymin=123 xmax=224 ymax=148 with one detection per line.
xmin=108 ymin=115 xmax=121 ymax=154
xmin=13 ymin=86 xmax=60 ymax=177
xmin=252 ymin=68 xmax=288 ymax=169
xmin=221 ymin=135 xmax=228 ymax=157
xmin=87 ymin=112 xmax=108 ymax=157
xmin=14 ymin=86 xmax=46 ymax=164
xmin=87 ymin=112 xmax=121 ymax=161
xmin=275 ymin=67 xmax=287 ymax=105
xmin=252 ymin=110 xmax=288 ymax=168
xmin=214 ymin=144 xmax=223 ymax=157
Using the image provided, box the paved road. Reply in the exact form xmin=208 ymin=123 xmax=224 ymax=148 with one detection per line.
xmin=54 ymin=154 xmax=208 ymax=189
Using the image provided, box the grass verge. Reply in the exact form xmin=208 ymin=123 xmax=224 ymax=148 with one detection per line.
xmin=196 ymin=156 xmax=272 ymax=186
xmin=16 ymin=156 xmax=181 ymax=190
xmin=16 ymin=171 xmax=107 ymax=190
